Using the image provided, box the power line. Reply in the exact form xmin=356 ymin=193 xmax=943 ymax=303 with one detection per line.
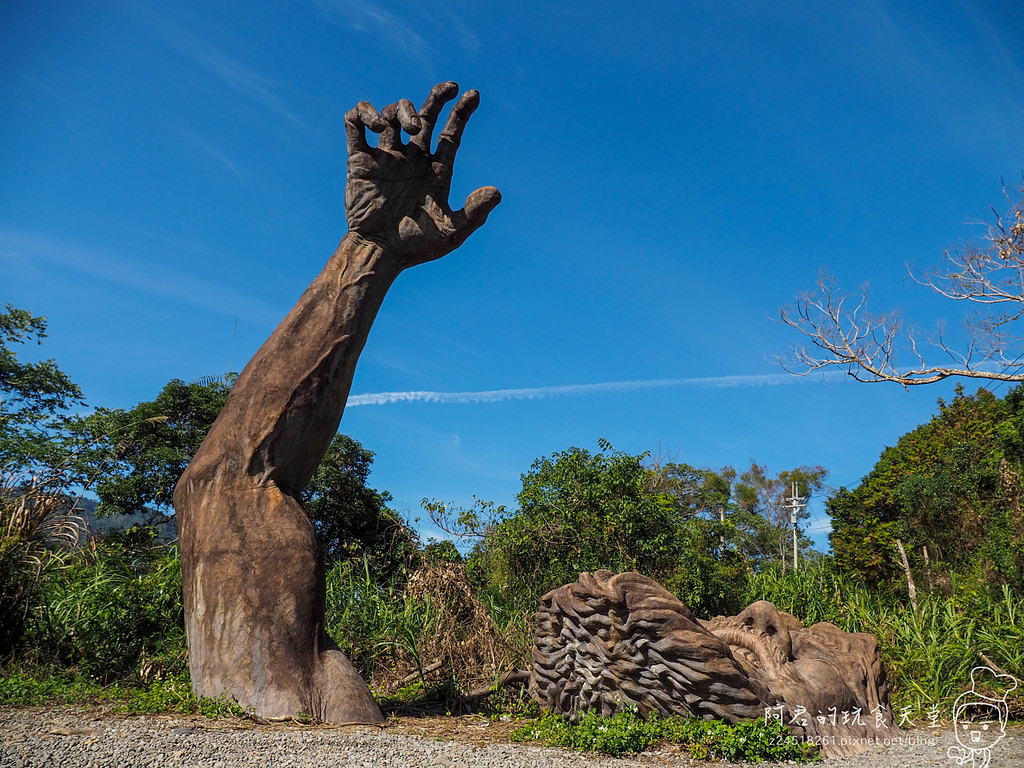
xmin=990 ymin=348 xmax=1024 ymax=393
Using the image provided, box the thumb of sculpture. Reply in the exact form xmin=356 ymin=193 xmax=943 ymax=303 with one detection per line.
xmin=464 ymin=186 xmax=502 ymax=225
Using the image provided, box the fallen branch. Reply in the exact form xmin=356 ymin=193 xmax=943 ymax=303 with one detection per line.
xmin=464 ymin=669 xmax=530 ymax=702
xmin=401 ymin=660 xmax=443 ymax=684
xmin=977 ymin=652 xmax=1022 ymax=684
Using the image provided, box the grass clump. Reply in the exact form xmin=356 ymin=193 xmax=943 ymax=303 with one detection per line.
xmin=0 ymin=666 xmax=255 ymax=719
xmin=0 ymin=667 xmax=194 ymax=713
xmin=196 ymin=692 xmax=253 ymax=719
xmin=0 ymin=668 xmax=106 ymax=706
xmin=325 ymin=557 xmax=530 ymax=711
xmin=510 ymin=707 xmax=816 ymax=761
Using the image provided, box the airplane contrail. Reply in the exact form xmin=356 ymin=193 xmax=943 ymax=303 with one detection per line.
xmin=346 ymin=372 xmax=812 ymax=407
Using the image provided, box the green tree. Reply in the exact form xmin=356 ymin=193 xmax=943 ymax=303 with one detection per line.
xmin=470 ymin=442 xmax=682 ymax=610
xmin=73 ymin=377 xmax=232 ymax=518
xmin=1 ymin=305 xmax=86 ymax=655
xmin=436 ymin=447 xmax=834 ymax=617
xmin=733 ymin=462 xmax=827 ymax=567
xmin=302 ymin=433 xmax=415 ymax=578
xmin=460 ymin=443 xmax=761 ymax=617
xmin=645 ymin=461 xmax=736 ymax=519
xmin=0 ymin=304 xmax=84 ymax=470
xmin=74 ymin=376 xmax=408 ymax=575
xmin=648 ymin=460 xmax=826 ymax=570
xmin=826 ymin=488 xmax=903 ymax=587
xmin=829 ymin=385 xmax=1024 ymax=591
xmin=660 ymin=515 xmax=750 ymax=618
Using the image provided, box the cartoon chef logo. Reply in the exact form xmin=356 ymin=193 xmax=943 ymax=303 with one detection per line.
xmin=947 ymin=666 xmax=1017 ymax=768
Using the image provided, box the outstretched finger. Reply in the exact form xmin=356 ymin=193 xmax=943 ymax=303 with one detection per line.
xmin=344 ymin=101 xmax=385 ymax=153
xmin=395 ymin=99 xmax=421 ymax=135
xmin=435 ymin=89 xmax=480 ymax=167
xmin=411 ymin=81 xmax=459 ymax=152
xmin=379 ymin=99 xmax=421 ymax=150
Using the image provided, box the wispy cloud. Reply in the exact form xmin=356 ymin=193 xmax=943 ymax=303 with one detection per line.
xmin=315 ymin=0 xmax=436 ymax=67
xmin=855 ymin=0 xmax=1024 ymax=160
xmin=140 ymin=10 xmax=304 ymax=128
xmin=430 ymin=1 xmax=481 ymax=53
xmin=178 ymin=130 xmax=243 ymax=179
xmin=0 ymin=229 xmax=277 ymax=325
xmin=348 ymin=373 xmax=817 ymax=407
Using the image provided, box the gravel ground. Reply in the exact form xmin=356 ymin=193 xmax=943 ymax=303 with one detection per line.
xmin=2 ymin=706 xmax=1023 ymax=768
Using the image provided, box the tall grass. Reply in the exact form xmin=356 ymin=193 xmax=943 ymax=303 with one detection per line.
xmin=20 ymin=534 xmax=186 ymax=683
xmin=324 ymin=557 xmax=440 ymax=690
xmin=323 ymin=558 xmax=531 ymax=709
xmin=0 ymin=468 xmax=85 ymax=655
xmin=0 ymin=414 xmax=170 ymax=658
xmin=749 ymin=564 xmax=1024 ymax=718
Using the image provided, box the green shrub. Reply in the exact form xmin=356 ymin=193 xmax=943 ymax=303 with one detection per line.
xmin=21 ymin=534 xmax=186 ymax=683
xmin=197 ymin=692 xmax=253 ymax=719
xmin=511 ymin=707 xmax=816 ymax=761
xmin=460 ymin=444 xmax=715 ymax=613
xmin=113 ymin=674 xmax=197 ymax=714
xmin=0 ymin=668 xmax=104 ymax=706
xmin=662 ymin=520 xmax=749 ymax=619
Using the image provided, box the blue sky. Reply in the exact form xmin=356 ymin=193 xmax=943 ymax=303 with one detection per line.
xmin=3 ymin=0 xmax=1023 ymax=549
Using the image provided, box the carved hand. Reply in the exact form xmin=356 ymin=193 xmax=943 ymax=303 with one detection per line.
xmin=344 ymin=81 xmax=501 ymax=268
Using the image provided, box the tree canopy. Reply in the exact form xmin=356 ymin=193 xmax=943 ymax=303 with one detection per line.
xmin=1 ymin=304 xmax=87 ymax=654
xmin=829 ymin=385 xmax=1024 ymax=592
xmin=487 ymin=442 xmax=682 ymax=605
xmin=732 ymin=462 xmax=827 ymax=566
xmin=0 ymin=304 xmax=84 ymax=472
xmin=72 ymin=377 xmax=233 ymax=518
xmin=302 ymin=433 xmax=416 ymax=578
xmin=645 ymin=459 xmax=826 ymax=569
xmin=433 ymin=443 xmax=825 ymax=618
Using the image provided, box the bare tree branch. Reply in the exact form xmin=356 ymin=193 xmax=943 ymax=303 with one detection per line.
xmin=779 ymin=184 xmax=1024 ymax=387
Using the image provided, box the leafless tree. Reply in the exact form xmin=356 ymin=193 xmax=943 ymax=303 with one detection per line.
xmin=779 ymin=185 xmax=1024 ymax=386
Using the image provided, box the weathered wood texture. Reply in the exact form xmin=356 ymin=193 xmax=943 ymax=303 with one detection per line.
xmin=706 ymin=600 xmax=901 ymax=754
xmin=531 ymin=571 xmax=900 ymax=756
xmin=531 ymin=571 xmax=769 ymax=721
xmin=172 ymin=82 xmax=499 ymax=723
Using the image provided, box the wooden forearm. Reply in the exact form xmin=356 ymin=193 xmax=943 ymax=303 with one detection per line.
xmin=187 ymin=233 xmax=402 ymax=494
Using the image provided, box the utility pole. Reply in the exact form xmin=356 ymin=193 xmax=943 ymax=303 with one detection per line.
xmin=786 ymin=482 xmax=807 ymax=570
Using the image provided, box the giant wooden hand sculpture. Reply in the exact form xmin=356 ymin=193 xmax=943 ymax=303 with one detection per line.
xmin=173 ymin=83 xmax=500 ymax=722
